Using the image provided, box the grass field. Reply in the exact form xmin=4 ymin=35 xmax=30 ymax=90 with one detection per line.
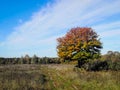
xmin=0 ymin=64 xmax=120 ymax=90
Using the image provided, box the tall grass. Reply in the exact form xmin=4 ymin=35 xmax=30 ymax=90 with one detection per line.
xmin=41 ymin=64 xmax=120 ymax=90
xmin=0 ymin=64 xmax=120 ymax=90
xmin=0 ymin=64 xmax=47 ymax=90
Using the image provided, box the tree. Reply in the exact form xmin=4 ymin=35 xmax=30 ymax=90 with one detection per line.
xmin=24 ymin=54 xmax=30 ymax=64
xmin=106 ymin=51 xmax=120 ymax=61
xmin=20 ymin=56 xmax=24 ymax=64
xmin=31 ymin=54 xmax=38 ymax=64
xmin=57 ymin=27 xmax=102 ymax=67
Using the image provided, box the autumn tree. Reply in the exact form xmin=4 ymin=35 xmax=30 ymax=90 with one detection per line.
xmin=57 ymin=27 xmax=102 ymax=67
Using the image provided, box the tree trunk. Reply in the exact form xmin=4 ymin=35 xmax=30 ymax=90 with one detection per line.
xmin=78 ymin=60 xmax=81 ymax=68
xmin=78 ymin=59 xmax=85 ymax=68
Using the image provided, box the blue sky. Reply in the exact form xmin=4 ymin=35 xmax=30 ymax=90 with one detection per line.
xmin=0 ymin=0 xmax=120 ymax=57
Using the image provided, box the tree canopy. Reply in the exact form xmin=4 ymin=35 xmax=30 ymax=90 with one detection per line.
xmin=57 ymin=27 xmax=102 ymax=65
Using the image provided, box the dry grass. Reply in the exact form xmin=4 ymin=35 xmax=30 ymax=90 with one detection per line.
xmin=0 ymin=64 xmax=120 ymax=90
xmin=0 ymin=64 xmax=47 ymax=90
xmin=41 ymin=64 xmax=120 ymax=90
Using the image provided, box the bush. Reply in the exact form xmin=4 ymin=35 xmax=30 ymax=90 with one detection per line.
xmin=81 ymin=60 xmax=120 ymax=71
xmin=108 ymin=60 xmax=120 ymax=71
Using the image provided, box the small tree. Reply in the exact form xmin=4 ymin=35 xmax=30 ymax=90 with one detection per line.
xmin=24 ymin=54 xmax=30 ymax=64
xmin=20 ymin=56 xmax=24 ymax=64
xmin=31 ymin=54 xmax=38 ymax=64
xmin=57 ymin=27 xmax=102 ymax=67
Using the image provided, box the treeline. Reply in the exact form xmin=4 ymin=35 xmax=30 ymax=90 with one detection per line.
xmin=0 ymin=51 xmax=120 ymax=71
xmin=81 ymin=51 xmax=120 ymax=71
xmin=0 ymin=55 xmax=60 ymax=65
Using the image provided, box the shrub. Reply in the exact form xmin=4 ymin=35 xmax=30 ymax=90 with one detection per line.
xmin=81 ymin=60 xmax=120 ymax=71
xmin=108 ymin=60 xmax=120 ymax=71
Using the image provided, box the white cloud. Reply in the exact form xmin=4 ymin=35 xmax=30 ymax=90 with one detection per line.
xmin=1 ymin=0 xmax=120 ymax=57
xmin=99 ymin=29 xmax=120 ymax=37
xmin=93 ymin=21 xmax=120 ymax=31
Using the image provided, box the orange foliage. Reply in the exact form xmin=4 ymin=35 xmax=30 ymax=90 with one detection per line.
xmin=57 ymin=27 xmax=102 ymax=61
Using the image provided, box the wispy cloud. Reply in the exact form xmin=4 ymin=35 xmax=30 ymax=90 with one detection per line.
xmin=100 ymin=29 xmax=120 ymax=37
xmin=93 ymin=21 xmax=120 ymax=31
xmin=1 ymin=0 xmax=120 ymax=57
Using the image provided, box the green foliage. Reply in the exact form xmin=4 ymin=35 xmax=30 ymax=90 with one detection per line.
xmin=107 ymin=60 xmax=120 ymax=71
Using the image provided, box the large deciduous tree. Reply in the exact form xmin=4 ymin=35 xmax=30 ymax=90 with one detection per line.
xmin=57 ymin=27 xmax=102 ymax=67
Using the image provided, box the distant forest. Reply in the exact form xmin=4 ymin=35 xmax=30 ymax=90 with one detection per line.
xmin=0 ymin=51 xmax=120 ymax=71
xmin=0 ymin=55 xmax=60 ymax=65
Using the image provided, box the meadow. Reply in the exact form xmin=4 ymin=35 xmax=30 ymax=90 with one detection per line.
xmin=0 ymin=64 xmax=120 ymax=90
